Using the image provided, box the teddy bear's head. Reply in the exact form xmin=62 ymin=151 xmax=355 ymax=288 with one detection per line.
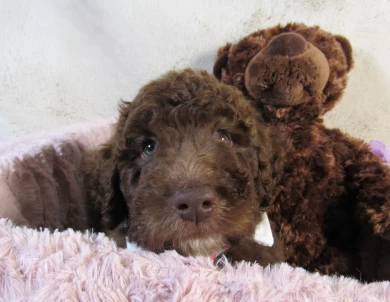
xmin=213 ymin=23 xmax=353 ymax=123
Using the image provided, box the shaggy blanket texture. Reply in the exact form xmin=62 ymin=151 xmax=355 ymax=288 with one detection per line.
xmin=1 ymin=219 xmax=390 ymax=301
xmin=1 ymin=120 xmax=390 ymax=300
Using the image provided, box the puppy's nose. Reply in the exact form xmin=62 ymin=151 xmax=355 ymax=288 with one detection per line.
xmin=172 ymin=185 xmax=216 ymax=223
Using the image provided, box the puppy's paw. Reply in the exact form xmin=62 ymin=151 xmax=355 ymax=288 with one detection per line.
xmin=213 ymin=238 xmax=285 ymax=268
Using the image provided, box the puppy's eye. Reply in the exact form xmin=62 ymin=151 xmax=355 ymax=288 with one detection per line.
xmin=215 ymin=130 xmax=232 ymax=145
xmin=143 ymin=140 xmax=157 ymax=157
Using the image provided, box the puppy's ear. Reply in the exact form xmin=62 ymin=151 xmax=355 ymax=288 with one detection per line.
xmin=213 ymin=43 xmax=231 ymax=80
xmin=256 ymin=127 xmax=285 ymax=209
xmin=86 ymin=141 xmax=128 ymax=230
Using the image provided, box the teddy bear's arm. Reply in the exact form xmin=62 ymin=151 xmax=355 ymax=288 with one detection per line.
xmin=345 ymin=145 xmax=390 ymax=239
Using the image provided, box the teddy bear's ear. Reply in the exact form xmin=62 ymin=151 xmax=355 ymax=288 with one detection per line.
xmin=335 ymin=35 xmax=354 ymax=71
xmin=213 ymin=43 xmax=231 ymax=80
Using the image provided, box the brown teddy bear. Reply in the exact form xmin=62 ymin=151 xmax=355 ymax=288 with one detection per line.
xmin=213 ymin=23 xmax=390 ymax=282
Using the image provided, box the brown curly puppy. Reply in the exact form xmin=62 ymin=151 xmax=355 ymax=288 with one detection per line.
xmin=84 ymin=69 xmax=285 ymax=266
xmin=214 ymin=23 xmax=390 ymax=282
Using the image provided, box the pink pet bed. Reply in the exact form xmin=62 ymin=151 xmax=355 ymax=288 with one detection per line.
xmin=0 ymin=120 xmax=389 ymax=301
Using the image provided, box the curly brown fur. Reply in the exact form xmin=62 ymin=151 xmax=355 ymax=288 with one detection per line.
xmin=84 ymin=69 xmax=285 ymax=265
xmin=213 ymin=23 xmax=390 ymax=282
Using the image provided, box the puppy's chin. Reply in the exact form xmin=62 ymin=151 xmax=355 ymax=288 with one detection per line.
xmin=125 ymin=216 xmax=232 ymax=256
xmin=153 ymin=221 xmax=229 ymax=256
xmin=173 ymin=235 xmax=229 ymax=257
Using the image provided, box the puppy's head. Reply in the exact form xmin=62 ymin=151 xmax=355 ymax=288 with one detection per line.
xmin=89 ymin=69 xmax=283 ymax=256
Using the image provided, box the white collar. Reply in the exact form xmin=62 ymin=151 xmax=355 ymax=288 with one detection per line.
xmin=254 ymin=212 xmax=274 ymax=247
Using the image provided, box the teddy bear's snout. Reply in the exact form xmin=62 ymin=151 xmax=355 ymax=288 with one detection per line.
xmin=265 ymin=32 xmax=309 ymax=57
xmin=245 ymin=32 xmax=330 ymax=107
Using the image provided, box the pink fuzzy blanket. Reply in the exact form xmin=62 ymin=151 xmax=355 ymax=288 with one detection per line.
xmin=1 ymin=120 xmax=389 ymax=301
xmin=1 ymin=219 xmax=389 ymax=301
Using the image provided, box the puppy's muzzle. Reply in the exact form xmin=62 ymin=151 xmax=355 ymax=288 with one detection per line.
xmin=171 ymin=185 xmax=216 ymax=224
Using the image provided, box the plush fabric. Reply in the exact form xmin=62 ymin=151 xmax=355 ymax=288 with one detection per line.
xmin=0 ymin=219 xmax=389 ymax=301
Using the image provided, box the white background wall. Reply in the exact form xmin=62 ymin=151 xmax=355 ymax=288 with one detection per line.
xmin=1 ymin=0 xmax=389 ymax=146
